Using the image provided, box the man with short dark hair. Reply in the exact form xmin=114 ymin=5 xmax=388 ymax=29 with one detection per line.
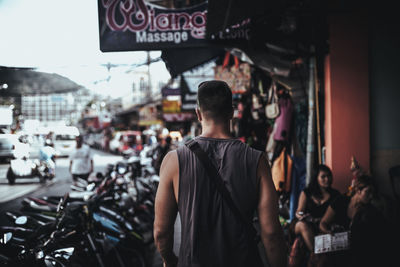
xmin=154 ymin=80 xmax=287 ymax=267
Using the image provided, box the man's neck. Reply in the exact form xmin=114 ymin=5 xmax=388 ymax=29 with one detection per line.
xmin=200 ymin=120 xmax=232 ymax=139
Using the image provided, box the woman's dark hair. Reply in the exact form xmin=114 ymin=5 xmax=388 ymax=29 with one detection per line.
xmin=197 ymin=80 xmax=233 ymax=122
xmin=305 ymin=164 xmax=333 ymax=199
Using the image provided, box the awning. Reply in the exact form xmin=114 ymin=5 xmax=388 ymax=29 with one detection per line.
xmin=0 ymin=66 xmax=83 ymax=96
xmin=161 ymin=47 xmax=225 ymax=77
xmin=206 ymin=0 xmax=286 ymax=38
xmin=115 ymin=106 xmax=139 ymax=117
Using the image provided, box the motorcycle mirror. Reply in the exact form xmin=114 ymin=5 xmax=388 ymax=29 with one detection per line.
xmin=117 ymin=167 xmax=126 ymax=175
xmin=0 ymin=232 xmax=12 ymax=244
xmin=15 ymin=216 xmax=28 ymax=225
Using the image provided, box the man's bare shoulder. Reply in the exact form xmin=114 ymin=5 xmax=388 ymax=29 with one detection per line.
xmin=161 ymin=149 xmax=178 ymax=164
xmin=257 ymin=153 xmax=272 ymax=178
xmin=160 ymin=150 xmax=179 ymax=177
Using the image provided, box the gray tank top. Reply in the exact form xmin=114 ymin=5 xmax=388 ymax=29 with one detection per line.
xmin=176 ymin=136 xmax=263 ymax=267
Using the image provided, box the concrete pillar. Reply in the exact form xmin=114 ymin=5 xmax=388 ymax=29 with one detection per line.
xmin=324 ymin=10 xmax=369 ymax=192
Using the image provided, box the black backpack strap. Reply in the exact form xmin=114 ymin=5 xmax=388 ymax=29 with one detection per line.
xmin=185 ymin=139 xmax=260 ymax=243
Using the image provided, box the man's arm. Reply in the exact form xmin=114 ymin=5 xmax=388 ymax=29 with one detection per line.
xmin=257 ymin=153 xmax=287 ymax=267
xmin=154 ymin=151 xmax=179 ymax=267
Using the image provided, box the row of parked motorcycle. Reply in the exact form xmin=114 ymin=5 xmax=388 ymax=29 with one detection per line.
xmin=0 ymin=148 xmax=160 ymax=267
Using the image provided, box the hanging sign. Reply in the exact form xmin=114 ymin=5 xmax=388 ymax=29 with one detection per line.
xmin=163 ymin=113 xmax=195 ymax=122
xmin=181 ymin=92 xmax=197 ymax=111
xmin=98 ymin=0 xmax=208 ymax=51
xmin=162 ymin=100 xmax=181 ymax=113
xmin=139 ymin=104 xmax=161 ymax=125
xmin=161 ymin=86 xmax=181 ymax=97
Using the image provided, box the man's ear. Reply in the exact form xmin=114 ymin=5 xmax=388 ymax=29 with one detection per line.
xmin=196 ymin=108 xmax=202 ymax=122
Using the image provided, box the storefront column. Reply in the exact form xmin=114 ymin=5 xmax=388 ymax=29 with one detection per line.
xmin=324 ymin=10 xmax=369 ymax=192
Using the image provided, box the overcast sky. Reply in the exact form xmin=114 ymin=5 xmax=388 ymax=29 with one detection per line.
xmin=0 ymin=0 xmax=171 ymax=97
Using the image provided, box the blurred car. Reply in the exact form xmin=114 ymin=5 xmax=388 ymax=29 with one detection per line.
xmin=117 ymin=130 xmax=142 ymax=154
xmin=0 ymin=134 xmax=20 ymax=162
xmin=52 ymin=126 xmax=79 ymax=157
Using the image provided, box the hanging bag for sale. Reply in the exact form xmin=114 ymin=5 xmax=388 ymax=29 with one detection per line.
xmin=271 ymin=147 xmax=293 ymax=192
xmin=265 ymin=81 xmax=280 ymax=119
xmin=273 ymin=95 xmax=294 ymax=142
xmin=266 ymin=122 xmax=278 ymax=160
xmin=215 ymin=51 xmax=251 ymax=94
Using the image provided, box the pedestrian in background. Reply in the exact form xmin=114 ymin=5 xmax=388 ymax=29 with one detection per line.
xmin=153 ymin=135 xmax=172 ymax=175
xmin=154 ymin=80 xmax=287 ymax=267
xmin=69 ymin=135 xmax=93 ymax=182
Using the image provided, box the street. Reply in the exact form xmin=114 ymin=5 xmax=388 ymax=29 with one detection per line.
xmin=0 ymin=147 xmax=181 ymax=267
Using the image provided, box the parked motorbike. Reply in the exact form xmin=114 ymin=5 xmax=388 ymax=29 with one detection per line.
xmin=7 ymin=157 xmax=41 ymax=185
xmin=1 ymin=151 xmax=159 ymax=267
xmin=37 ymin=159 xmax=55 ymax=181
xmin=7 ymin=156 xmax=55 ymax=185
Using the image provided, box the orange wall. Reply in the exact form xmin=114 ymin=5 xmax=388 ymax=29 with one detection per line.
xmin=324 ymin=11 xmax=369 ymax=192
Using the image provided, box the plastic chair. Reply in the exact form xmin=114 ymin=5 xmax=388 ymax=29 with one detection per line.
xmin=388 ymin=165 xmax=400 ymax=202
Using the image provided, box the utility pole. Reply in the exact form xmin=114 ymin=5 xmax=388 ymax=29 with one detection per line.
xmin=306 ymin=47 xmax=316 ymax=186
xmin=146 ymin=51 xmax=152 ymax=102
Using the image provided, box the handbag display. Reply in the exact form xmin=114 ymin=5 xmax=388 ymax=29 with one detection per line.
xmin=214 ymin=51 xmax=251 ymax=94
xmin=271 ymin=147 xmax=293 ymax=192
xmin=266 ymin=122 xmax=278 ymax=159
xmin=273 ymin=96 xmax=294 ymax=141
xmin=265 ymin=81 xmax=280 ymax=119
xmin=185 ymin=139 xmax=260 ymax=244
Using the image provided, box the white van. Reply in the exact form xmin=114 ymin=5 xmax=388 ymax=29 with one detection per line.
xmin=52 ymin=126 xmax=80 ymax=157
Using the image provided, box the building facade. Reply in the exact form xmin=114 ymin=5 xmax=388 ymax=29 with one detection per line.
xmin=21 ymin=89 xmax=92 ymax=126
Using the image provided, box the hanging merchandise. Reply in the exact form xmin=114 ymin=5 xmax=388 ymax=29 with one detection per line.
xmin=272 ymin=147 xmax=293 ymax=192
xmin=266 ymin=121 xmax=278 ymax=160
xmin=274 ymin=93 xmax=294 ymax=142
xmin=214 ymin=51 xmax=251 ymax=94
xmin=251 ymin=94 xmax=262 ymax=120
xmin=265 ymin=81 xmax=280 ymax=119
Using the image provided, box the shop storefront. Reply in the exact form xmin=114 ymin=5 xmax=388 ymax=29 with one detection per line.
xmin=97 ymin=0 xmax=400 ymax=214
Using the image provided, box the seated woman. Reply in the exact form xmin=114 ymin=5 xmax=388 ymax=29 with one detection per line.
xmin=319 ymin=174 xmax=374 ymax=234
xmin=288 ymin=165 xmax=340 ymax=266
xmin=319 ymin=175 xmax=384 ymax=267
